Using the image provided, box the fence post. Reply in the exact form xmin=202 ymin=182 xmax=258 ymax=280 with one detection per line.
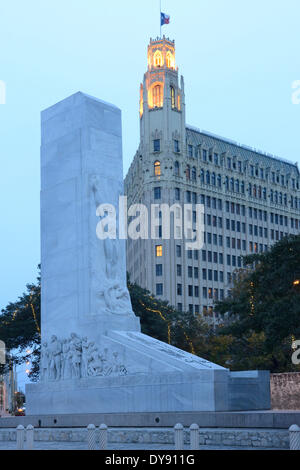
xmin=174 ymin=423 xmax=184 ymax=450
xmin=26 ymin=425 xmax=34 ymax=450
xmin=190 ymin=423 xmax=199 ymax=450
xmin=289 ymin=425 xmax=300 ymax=450
xmin=99 ymin=424 xmax=108 ymax=450
xmin=16 ymin=425 xmax=25 ymax=450
xmin=87 ymin=424 xmax=96 ymax=450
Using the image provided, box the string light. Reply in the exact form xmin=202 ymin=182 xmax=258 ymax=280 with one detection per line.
xmin=249 ymin=281 xmax=255 ymax=316
xmin=138 ymin=300 xmax=195 ymax=353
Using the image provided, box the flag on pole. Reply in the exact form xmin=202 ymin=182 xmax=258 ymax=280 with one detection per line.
xmin=161 ymin=12 xmax=170 ymax=26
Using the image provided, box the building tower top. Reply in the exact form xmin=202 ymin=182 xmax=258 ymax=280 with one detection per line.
xmin=147 ymin=36 xmax=176 ymax=72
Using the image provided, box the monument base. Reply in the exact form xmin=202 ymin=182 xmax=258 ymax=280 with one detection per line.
xmin=26 ymin=331 xmax=270 ymax=415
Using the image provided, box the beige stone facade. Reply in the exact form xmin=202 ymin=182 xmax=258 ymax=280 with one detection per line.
xmin=125 ymin=36 xmax=300 ymax=322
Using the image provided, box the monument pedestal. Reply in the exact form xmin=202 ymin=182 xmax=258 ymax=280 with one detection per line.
xmin=27 ymin=331 xmax=270 ymax=415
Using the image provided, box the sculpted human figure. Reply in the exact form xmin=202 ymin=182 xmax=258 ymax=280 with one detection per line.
xmin=81 ymin=337 xmax=89 ymax=378
xmin=62 ymin=339 xmax=70 ymax=379
xmin=41 ymin=342 xmax=49 ymax=381
xmin=67 ymin=338 xmax=74 ymax=379
xmin=49 ymin=335 xmax=62 ymax=381
xmin=100 ymin=281 xmax=132 ymax=315
xmin=70 ymin=343 xmax=81 ymax=378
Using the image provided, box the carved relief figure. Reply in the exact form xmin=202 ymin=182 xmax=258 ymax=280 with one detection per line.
xmin=48 ymin=335 xmax=62 ymax=381
xmin=41 ymin=334 xmax=128 ymax=381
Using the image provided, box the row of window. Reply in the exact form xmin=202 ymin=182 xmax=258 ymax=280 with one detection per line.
xmin=155 ymin=244 xmax=270 ymax=263
xmin=187 ymin=145 xmax=299 ymax=189
xmin=177 ymin=304 xmax=216 ymax=317
xmin=154 ymin=183 xmax=300 ymax=213
xmin=156 ymin=282 xmax=226 ymax=302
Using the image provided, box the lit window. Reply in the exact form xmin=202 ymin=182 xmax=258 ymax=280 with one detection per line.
xmin=156 ymin=245 xmax=163 ymax=257
xmin=153 ymin=84 xmax=162 ymax=107
xmin=154 ymin=160 xmax=161 ymax=177
xmin=171 ymin=86 xmax=175 ymax=108
xmin=166 ymin=51 xmax=174 ymax=68
xmin=154 ymin=50 xmax=163 ymax=67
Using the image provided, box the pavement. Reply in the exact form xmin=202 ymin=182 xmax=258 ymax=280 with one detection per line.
xmin=0 ymin=442 xmax=282 ymax=450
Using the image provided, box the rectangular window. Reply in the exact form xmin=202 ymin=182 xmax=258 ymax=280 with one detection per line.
xmin=174 ymin=140 xmax=180 ymax=153
xmin=156 ymin=245 xmax=163 ymax=257
xmin=176 ymin=245 xmax=181 ymax=257
xmin=175 ymin=188 xmax=180 ymax=201
xmin=156 ymin=283 xmax=163 ymax=295
xmin=188 ymin=285 xmax=193 ymax=296
xmin=154 ymin=187 xmax=161 ymax=200
xmin=153 ymin=139 xmax=160 ymax=152
xmin=188 ymin=266 xmax=193 ymax=278
xmin=156 ymin=264 xmax=162 ymax=276
xmin=177 ymin=284 xmax=182 ymax=296
xmin=177 ymin=264 xmax=182 ymax=276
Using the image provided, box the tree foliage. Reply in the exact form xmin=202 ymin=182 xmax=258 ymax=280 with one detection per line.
xmin=215 ymin=234 xmax=300 ymax=372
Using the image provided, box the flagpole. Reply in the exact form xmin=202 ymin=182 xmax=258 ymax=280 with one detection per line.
xmin=160 ymin=0 xmax=162 ymax=37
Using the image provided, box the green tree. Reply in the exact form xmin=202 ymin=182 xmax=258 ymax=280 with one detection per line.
xmin=215 ymin=234 xmax=300 ymax=372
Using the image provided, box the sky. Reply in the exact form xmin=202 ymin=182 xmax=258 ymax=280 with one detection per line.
xmin=0 ymin=0 xmax=300 ymax=388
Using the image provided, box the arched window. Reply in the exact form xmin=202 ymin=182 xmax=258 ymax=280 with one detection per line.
xmin=166 ymin=51 xmax=174 ymax=68
xmin=154 ymin=50 xmax=163 ymax=67
xmin=174 ymin=161 xmax=180 ymax=176
xmin=192 ymin=167 xmax=197 ymax=182
xmin=170 ymin=86 xmax=175 ymax=108
xmin=230 ymin=178 xmax=234 ymax=192
xmin=153 ymin=84 xmax=162 ymax=108
xmin=235 ymin=179 xmax=240 ymax=193
xmin=154 ymin=161 xmax=161 ymax=177
xmin=206 ymin=170 xmax=210 ymax=185
xmin=212 ymin=172 xmax=216 ymax=186
xmin=217 ymin=174 xmax=222 ymax=187
xmin=200 ymin=169 xmax=204 ymax=183
xmin=186 ymin=165 xmax=190 ymax=181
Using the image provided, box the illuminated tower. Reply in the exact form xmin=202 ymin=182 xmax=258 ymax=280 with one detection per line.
xmin=139 ymin=36 xmax=186 ymax=162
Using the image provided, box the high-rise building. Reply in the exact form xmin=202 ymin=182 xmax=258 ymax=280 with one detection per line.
xmin=125 ymin=36 xmax=300 ymax=323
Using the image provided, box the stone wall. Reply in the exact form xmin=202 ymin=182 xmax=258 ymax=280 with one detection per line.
xmin=0 ymin=427 xmax=290 ymax=449
xmin=271 ymin=373 xmax=300 ymax=410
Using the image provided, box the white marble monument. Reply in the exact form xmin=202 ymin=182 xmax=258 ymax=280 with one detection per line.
xmin=26 ymin=92 xmax=270 ymax=414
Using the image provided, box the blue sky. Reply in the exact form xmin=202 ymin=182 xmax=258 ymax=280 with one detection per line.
xmin=0 ymin=0 xmax=299 ymax=331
